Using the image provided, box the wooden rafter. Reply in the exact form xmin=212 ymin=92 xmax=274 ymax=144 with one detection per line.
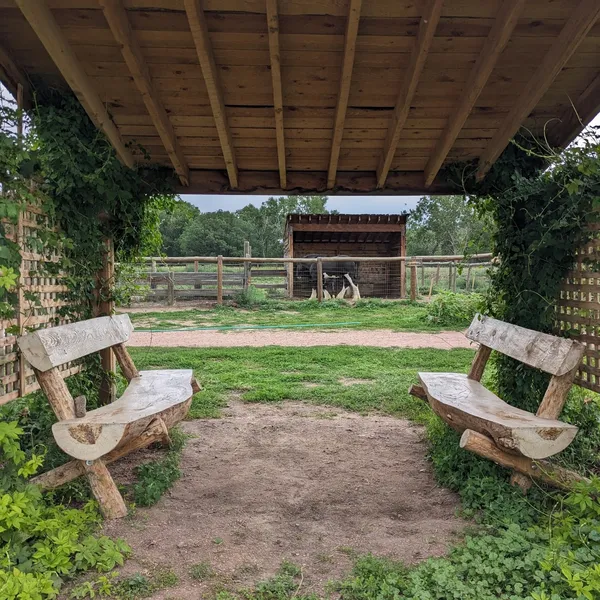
xmin=184 ymin=0 xmax=238 ymax=188
xmin=0 ymin=42 xmax=31 ymax=108
xmin=376 ymin=0 xmax=444 ymax=189
xmin=266 ymin=0 xmax=286 ymax=189
xmin=327 ymin=0 xmax=362 ymax=190
xmin=424 ymin=0 xmax=525 ymax=187
xmin=14 ymin=0 xmax=134 ymax=168
xmin=99 ymin=0 xmax=189 ymax=186
xmin=548 ymin=72 xmax=600 ymax=148
xmin=476 ymin=0 xmax=600 ymax=180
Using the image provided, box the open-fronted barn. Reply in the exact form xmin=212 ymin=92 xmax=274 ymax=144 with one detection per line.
xmin=1 ymin=0 xmax=599 ymax=195
xmin=285 ymin=213 xmax=407 ymax=298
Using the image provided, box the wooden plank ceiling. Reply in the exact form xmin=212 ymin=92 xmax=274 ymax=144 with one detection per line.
xmin=1 ymin=0 xmax=600 ymax=195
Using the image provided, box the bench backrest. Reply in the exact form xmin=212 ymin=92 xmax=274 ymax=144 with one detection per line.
xmin=18 ymin=314 xmax=133 ymax=372
xmin=466 ymin=314 xmax=584 ymax=376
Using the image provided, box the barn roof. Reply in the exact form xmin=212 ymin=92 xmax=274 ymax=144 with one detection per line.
xmin=2 ymin=1 xmax=600 ymax=196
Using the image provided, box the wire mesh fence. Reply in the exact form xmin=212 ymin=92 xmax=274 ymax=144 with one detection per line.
xmin=122 ymin=254 xmax=492 ymax=306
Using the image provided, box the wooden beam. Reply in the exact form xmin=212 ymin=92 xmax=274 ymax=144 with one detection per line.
xmin=99 ymin=0 xmax=189 ymax=186
xmin=266 ymin=0 xmax=286 ymax=189
xmin=476 ymin=0 xmax=600 ymax=180
xmin=0 ymin=42 xmax=31 ymax=109
xmin=327 ymin=0 xmax=362 ymax=189
xmin=376 ymin=0 xmax=444 ymax=189
xmin=184 ymin=0 xmax=238 ymax=188
xmin=424 ymin=0 xmax=525 ymax=187
xmin=548 ymin=71 xmax=600 ymax=148
xmin=14 ymin=0 xmax=134 ymax=168
xmin=179 ymin=169 xmax=457 ymax=195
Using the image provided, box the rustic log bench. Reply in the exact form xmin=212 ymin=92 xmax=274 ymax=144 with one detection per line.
xmin=410 ymin=314 xmax=588 ymax=490
xmin=17 ymin=314 xmax=200 ymax=519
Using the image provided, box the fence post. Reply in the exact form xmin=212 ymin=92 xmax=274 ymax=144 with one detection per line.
xmin=451 ymin=262 xmax=457 ymax=292
xmin=465 ymin=265 xmax=472 ymax=291
xmin=167 ymin=271 xmax=175 ymax=306
xmin=316 ymin=257 xmax=323 ymax=302
xmin=409 ymin=261 xmax=417 ymax=301
xmin=243 ymin=241 xmax=250 ymax=291
xmin=421 ymin=265 xmax=425 ymax=288
xmin=217 ymin=255 xmax=224 ymax=305
xmin=435 ymin=264 xmax=440 ymax=285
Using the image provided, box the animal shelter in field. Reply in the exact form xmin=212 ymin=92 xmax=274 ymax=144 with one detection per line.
xmin=284 ymin=213 xmax=407 ymax=298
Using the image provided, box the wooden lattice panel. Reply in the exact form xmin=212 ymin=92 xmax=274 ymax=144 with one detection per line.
xmin=557 ymin=224 xmax=600 ymax=393
xmin=0 ymin=202 xmax=79 ymax=405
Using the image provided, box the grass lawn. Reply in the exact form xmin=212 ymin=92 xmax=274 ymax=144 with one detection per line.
xmin=124 ymin=299 xmax=455 ymax=333
xmin=128 ymin=345 xmax=477 ymax=421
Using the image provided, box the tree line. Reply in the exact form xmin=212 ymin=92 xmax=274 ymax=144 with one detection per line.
xmin=159 ymin=195 xmax=492 ymax=258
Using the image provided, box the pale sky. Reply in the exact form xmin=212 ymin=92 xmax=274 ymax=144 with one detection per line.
xmin=183 ymin=113 xmax=600 ymax=214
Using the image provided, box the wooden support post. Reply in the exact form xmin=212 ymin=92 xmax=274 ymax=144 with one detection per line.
xmin=286 ymin=231 xmax=294 ymax=299
xmin=468 ymin=345 xmax=492 ymax=381
xmin=150 ymin=259 xmax=157 ymax=289
xmin=112 ymin=343 xmax=139 ymax=382
xmin=420 ymin=265 xmax=425 ymax=288
xmin=461 ymin=429 xmax=588 ymax=491
xmin=465 ymin=266 xmax=472 ymax=291
xmin=451 ymin=262 xmax=457 ymax=292
xmin=97 ymin=238 xmax=115 ymax=405
xmin=193 ymin=259 xmax=202 ymax=290
xmin=399 ymin=230 xmax=406 ymax=299
xmin=435 ymin=264 xmax=440 ymax=285
xmin=316 ymin=257 xmax=324 ymax=303
xmin=410 ymin=262 xmax=417 ymax=301
xmin=243 ymin=241 xmax=251 ymax=291
xmin=217 ymin=254 xmax=223 ymax=304
xmin=166 ymin=271 xmax=175 ymax=306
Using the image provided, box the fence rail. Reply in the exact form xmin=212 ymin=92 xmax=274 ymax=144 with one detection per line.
xmin=125 ymin=253 xmax=493 ymax=305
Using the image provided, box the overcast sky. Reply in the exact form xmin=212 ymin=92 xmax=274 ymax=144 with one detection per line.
xmin=183 ymin=113 xmax=600 ymax=214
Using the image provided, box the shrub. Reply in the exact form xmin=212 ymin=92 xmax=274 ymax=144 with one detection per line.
xmin=0 ymin=422 xmax=130 ymax=600
xmin=234 ymin=285 xmax=269 ymax=308
xmin=424 ymin=291 xmax=483 ymax=327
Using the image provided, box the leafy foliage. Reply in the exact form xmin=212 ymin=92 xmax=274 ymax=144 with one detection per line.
xmin=0 ymin=423 xmax=130 ymax=600
xmin=424 ymin=291 xmax=483 ymax=327
xmin=407 ymin=195 xmax=493 ymax=256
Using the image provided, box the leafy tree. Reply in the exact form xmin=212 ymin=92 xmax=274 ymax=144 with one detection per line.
xmin=159 ymin=200 xmax=201 ymax=256
xmin=179 ymin=210 xmax=251 ymax=256
xmin=406 ymin=195 xmax=493 ymax=256
xmin=237 ymin=195 xmax=330 ymax=257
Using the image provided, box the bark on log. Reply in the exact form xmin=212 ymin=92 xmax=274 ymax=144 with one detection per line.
xmin=408 ymin=384 xmax=428 ymax=401
xmin=468 ymin=345 xmax=492 ymax=382
xmin=460 ymin=429 xmax=588 ymax=491
xmin=83 ymin=459 xmax=128 ymax=519
xmin=112 ymin=343 xmax=139 ymax=382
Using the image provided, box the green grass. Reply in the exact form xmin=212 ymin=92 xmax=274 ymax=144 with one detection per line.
xmin=124 ymin=298 xmax=457 ymax=333
xmin=128 ymin=346 xmax=477 ymax=421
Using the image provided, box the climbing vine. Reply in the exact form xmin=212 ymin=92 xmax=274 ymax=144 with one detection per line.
xmin=443 ymin=128 xmax=600 ymax=464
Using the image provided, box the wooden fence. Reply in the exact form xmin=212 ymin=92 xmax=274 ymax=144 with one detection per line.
xmin=130 ymin=253 xmax=493 ymax=305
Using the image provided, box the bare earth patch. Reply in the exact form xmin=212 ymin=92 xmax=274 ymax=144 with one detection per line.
xmin=104 ymin=402 xmax=464 ymax=599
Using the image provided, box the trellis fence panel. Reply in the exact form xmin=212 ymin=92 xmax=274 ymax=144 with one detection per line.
xmin=0 ymin=202 xmax=79 ymax=405
xmin=557 ymin=223 xmax=600 ymax=393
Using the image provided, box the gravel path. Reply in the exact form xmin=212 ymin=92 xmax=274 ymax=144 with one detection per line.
xmin=129 ymin=328 xmax=472 ymax=349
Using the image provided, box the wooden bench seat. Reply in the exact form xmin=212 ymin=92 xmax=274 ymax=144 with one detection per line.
xmin=52 ymin=369 xmax=196 ymax=461
xmin=410 ymin=314 xmax=586 ymax=491
xmin=18 ymin=314 xmax=199 ymax=519
xmin=418 ymin=372 xmax=578 ymax=459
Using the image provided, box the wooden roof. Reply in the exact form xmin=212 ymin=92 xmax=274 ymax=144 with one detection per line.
xmin=2 ymin=1 xmax=600 ymax=195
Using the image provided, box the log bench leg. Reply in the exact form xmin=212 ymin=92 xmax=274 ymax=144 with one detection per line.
xmin=83 ymin=459 xmax=127 ymax=519
xmin=32 ymin=417 xmax=172 ymax=491
xmin=460 ymin=429 xmax=588 ymax=491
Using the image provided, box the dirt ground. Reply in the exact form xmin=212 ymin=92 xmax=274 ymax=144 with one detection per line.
xmin=129 ymin=328 xmax=472 ymax=349
xmin=104 ymin=401 xmax=464 ymax=599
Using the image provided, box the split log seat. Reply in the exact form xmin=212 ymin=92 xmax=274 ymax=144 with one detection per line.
xmin=17 ymin=314 xmax=200 ymax=519
xmin=418 ymin=372 xmax=577 ymax=459
xmin=410 ymin=314 xmax=586 ymax=490
xmin=52 ymin=369 xmax=196 ymax=461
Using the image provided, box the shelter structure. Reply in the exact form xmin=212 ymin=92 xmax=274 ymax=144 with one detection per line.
xmin=284 ymin=213 xmax=407 ymax=298
xmin=1 ymin=1 xmax=599 ymax=195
